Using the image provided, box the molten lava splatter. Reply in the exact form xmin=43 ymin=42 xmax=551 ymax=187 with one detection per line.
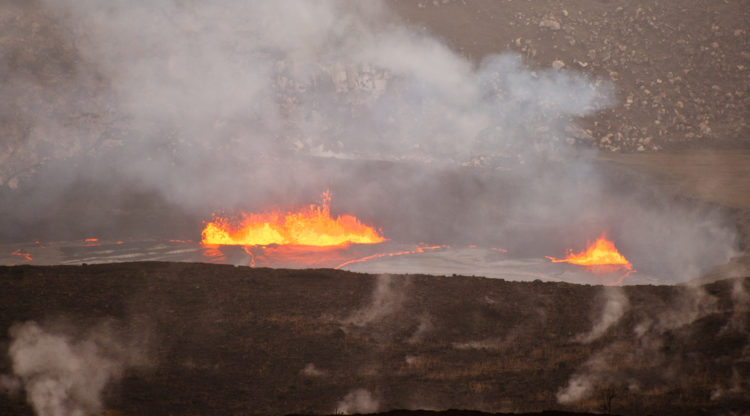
xmin=84 ymin=238 xmax=101 ymax=247
xmin=242 ymin=244 xmax=354 ymax=268
xmin=201 ymin=190 xmax=385 ymax=247
xmin=334 ymin=245 xmax=445 ymax=269
xmin=546 ymin=233 xmax=632 ymax=268
xmin=11 ymin=249 xmax=32 ymax=263
xmin=546 ymin=233 xmax=634 ymax=283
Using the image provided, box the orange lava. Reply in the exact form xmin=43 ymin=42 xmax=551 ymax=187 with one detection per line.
xmin=546 ymin=233 xmax=634 ymax=275
xmin=335 ymin=245 xmax=445 ymax=269
xmin=201 ymin=190 xmax=385 ymax=247
xmin=243 ymin=244 xmax=354 ymax=268
xmin=11 ymin=249 xmax=32 ymax=262
xmin=201 ymin=246 xmax=227 ymax=263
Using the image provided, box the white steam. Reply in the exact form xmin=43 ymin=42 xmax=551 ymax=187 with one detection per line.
xmin=1 ymin=320 xmax=150 ymax=416
xmin=557 ymin=285 xmax=719 ymax=405
xmin=37 ymin=0 xmax=609 ymax=166
xmin=335 ymin=388 xmax=379 ymax=415
xmin=345 ymin=275 xmax=406 ymax=326
xmin=3 ymin=0 xmax=609 ymax=207
xmin=555 ymin=357 xmax=599 ymax=404
xmin=0 ymin=0 xmax=737 ymax=283
xmin=577 ymin=287 xmax=629 ymax=343
xmin=300 ymin=363 xmax=325 ymax=377
xmin=555 ymin=342 xmax=632 ymax=405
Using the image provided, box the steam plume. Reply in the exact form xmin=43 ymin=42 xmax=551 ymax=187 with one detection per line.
xmin=0 ymin=0 xmax=737 ymax=282
xmin=345 ymin=275 xmax=406 ymax=326
xmin=336 ymin=388 xmax=379 ymax=415
xmin=2 ymin=320 xmax=150 ymax=416
xmin=557 ymin=285 xmax=719 ymax=405
xmin=577 ymin=287 xmax=629 ymax=343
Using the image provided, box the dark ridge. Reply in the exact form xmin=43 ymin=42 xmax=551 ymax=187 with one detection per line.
xmin=1 ymin=263 xmax=748 ymax=416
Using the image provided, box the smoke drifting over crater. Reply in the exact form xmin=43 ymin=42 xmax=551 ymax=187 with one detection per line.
xmin=0 ymin=0 xmax=738 ymax=282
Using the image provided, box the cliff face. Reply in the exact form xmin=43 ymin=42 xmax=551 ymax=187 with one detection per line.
xmin=1 ymin=263 xmax=748 ymax=415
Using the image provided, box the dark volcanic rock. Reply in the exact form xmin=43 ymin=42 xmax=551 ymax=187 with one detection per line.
xmin=1 ymin=262 xmax=748 ymax=415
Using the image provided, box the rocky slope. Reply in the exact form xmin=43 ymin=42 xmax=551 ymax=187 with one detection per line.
xmin=391 ymin=0 xmax=750 ymax=152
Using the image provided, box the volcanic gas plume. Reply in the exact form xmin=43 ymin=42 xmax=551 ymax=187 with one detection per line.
xmin=0 ymin=0 xmax=739 ymax=284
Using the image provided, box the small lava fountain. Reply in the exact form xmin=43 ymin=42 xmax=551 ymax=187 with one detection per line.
xmin=201 ymin=190 xmax=385 ymax=247
xmin=546 ymin=233 xmax=635 ymax=284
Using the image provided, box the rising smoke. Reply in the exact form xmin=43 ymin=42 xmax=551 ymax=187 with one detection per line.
xmin=335 ymin=388 xmax=380 ymax=415
xmin=576 ymin=286 xmax=629 ymax=344
xmin=555 ymin=282 xmax=736 ymax=406
xmin=344 ymin=274 xmax=407 ymax=327
xmin=1 ymin=319 xmax=151 ymax=416
xmin=0 ymin=0 xmax=738 ymax=282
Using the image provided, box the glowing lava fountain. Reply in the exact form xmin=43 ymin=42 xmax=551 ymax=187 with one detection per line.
xmin=546 ymin=233 xmax=634 ymax=280
xmin=201 ymin=191 xmax=386 ymax=247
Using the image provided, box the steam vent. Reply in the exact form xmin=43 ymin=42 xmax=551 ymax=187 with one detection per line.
xmin=1 ymin=1 xmax=749 ymax=415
